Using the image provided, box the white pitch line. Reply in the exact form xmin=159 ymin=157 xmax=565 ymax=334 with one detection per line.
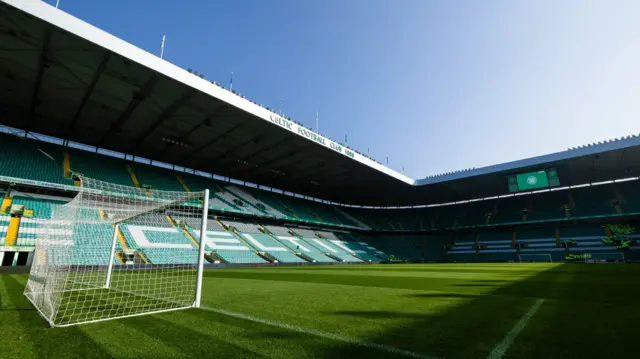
xmin=200 ymin=306 xmax=441 ymax=359
xmin=486 ymin=298 xmax=545 ymax=359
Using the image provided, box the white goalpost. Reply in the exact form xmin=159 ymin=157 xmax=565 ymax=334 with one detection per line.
xmin=24 ymin=176 xmax=209 ymax=327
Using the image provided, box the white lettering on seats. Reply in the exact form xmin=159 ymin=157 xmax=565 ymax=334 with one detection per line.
xmin=311 ymin=238 xmax=337 ymax=253
xmin=277 ymin=236 xmax=312 ymax=252
xmin=329 ymin=240 xmax=356 ymax=253
xmin=192 ymin=230 xmax=249 ymax=250
xmin=127 ymin=226 xmax=192 ymax=249
xmin=242 ymin=233 xmax=286 ymax=251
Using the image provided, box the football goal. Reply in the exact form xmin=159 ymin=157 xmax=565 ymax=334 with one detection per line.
xmin=24 ymin=176 xmax=210 ymax=327
xmin=518 ymin=253 xmax=553 ymax=263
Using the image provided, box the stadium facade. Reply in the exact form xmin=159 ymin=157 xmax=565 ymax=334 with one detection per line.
xmin=0 ymin=0 xmax=639 ymax=268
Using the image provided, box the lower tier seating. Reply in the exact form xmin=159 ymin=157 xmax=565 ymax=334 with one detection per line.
xmin=0 ymin=215 xmax=9 ymax=246
xmin=237 ymin=232 xmax=306 ymax=263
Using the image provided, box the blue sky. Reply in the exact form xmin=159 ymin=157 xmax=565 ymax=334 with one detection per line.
xmin=47 ymin=0 xmax=640 ymax=179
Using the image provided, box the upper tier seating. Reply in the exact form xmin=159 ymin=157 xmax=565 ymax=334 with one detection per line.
xmin=225 ymin=186 xmax=287 ymax=218
xmin=174 ymin=175 xmax=243 ymax=212
xmin=68 ymin=149 xmax=134 ymax=186
xmin=133 ymin=164 xmax=186 ymax=192
xmin=616 ymin=181 xmax=640 ymax=213
xmin=0 ymin=134 xmax=70 ymax=185
xmin=246 ymin=190 xmax=296 ymax=220
xmin=343 ymin=180 xmax=640 ymax=231
xmin=216 ymin=191 xmax=262 ymax=215
xmin=2 ymin=132 xmax=639 ymax=238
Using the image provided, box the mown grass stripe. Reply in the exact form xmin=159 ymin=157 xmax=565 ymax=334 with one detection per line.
xmin=486 ymin=298 xmax=545 ymax=359
xmin=201 ymin=306 xmax=442 ymax=359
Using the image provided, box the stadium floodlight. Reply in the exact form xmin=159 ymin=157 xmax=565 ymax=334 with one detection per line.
xmin=24 ymin=177 xmax=209 ymax=327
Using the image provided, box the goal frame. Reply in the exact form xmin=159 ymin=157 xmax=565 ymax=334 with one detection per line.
xmin=24 ymin=178 xmax=210 ymax=328
xmin=101 ymin=190 xmax=210 ymax=302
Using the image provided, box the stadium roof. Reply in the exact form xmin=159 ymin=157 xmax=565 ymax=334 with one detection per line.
xmin=1 ymin=0 xmax=640 ymax=207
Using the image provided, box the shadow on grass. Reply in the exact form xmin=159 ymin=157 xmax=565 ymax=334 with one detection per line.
xmin=472 ymin=279 xmax=512 ymax=283
xmin=331 ymin=310 xmax=417 ymax=319
xmin=324 ymin=263 xmax=640 ymax=359
xmin=404 ymin=292 xmax=479 ymax=299
xmin=1 ymin=274 xmax=410 ymax=359
xmin=6 ymin=263 xmax=640 ymax=359
xmin=1 ymin=274 xmax=114 ymax=359
xmin=120 ymin=309 xmax=266 ymax=358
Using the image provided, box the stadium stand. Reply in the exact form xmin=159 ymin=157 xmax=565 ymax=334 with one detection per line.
xmin=1 ymin=0 xmax=640 ymax=268
xmin=0 ymin=134 xmax=70 ymax=185
xmin=277 ymin=226 xmax=359 ymax=262
xmin=1 ymin=131 xmax=638 ymax=266
xmin=224 ymin=220 xmax=306 ymax=263
xmin=170 ymin=214 xmax=267 ymax=264
xmin=349 ymin=238 xmax=390 ymax=261
xmin=119 ymin=213 xmax=198 ymax=264
xmin=225 ymin=186 xmax=287 ymax=218
xmin=217 ymin=190 xmax=265 ymax=216
xmin=274 ymin=233 xmax=337 ymax=263
xmin=290 ymin=229 xmax=363 ymax=262
xmin=68 ymin=148 xmax=135 ymax=187
xmin=132 ymin=163 xmax=187 ymax=192
xmin=323 ymin=234 xmax=380 ymax=262
xmin=11 ymin=196 xmax=66 ymax=219
xmin=0 ymin=214 xmax=8 ymax=246
xmin=68 ymin=208 xmax=121 ymax=265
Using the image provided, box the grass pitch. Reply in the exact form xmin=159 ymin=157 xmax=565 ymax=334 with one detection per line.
xmin=1 ymin=263 xmax=639 ymax=359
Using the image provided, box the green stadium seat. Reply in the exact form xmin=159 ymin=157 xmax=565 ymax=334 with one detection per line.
xmin=170 ymin=214 xmax=267 ymax=264
xmin=120 ymin=213 xmax=199 ymax=265
xmin=68 ymin=149 xmax=134 ymax=186
xmin=12 ymin=196 xmax=66 ymax=219
xmin=571 ymin=186 xmax=618 ymax=218
xmin=0 ymin=134 xmax=71 ymax=185
xmin=0 ymin=214 xmax=9 ymax=246
xmin=226 ymin=221 xmax=305 ymax=263
xmin=133 ymin=163 xmax=186 ymax=192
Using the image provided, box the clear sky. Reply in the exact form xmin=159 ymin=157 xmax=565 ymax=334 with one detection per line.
xmin=45 ymin=0 xmax=640 ymax=179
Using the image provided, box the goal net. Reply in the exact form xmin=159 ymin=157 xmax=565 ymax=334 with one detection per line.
xmin=24 ymin=177 xmax=209 ymax=327
xmin=518 ymin=253 xmax=553 ymax=263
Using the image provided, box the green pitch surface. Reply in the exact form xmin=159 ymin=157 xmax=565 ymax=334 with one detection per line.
xmin=2 ymin=263 xmax=639 ymax=359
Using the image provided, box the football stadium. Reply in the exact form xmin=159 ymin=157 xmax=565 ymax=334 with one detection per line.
xmin=1 ymin=1 xmax=639 ymax=358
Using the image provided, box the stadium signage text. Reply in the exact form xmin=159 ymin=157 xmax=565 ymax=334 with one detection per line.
xmin=269 ymin=115 xmax=354 ymax=159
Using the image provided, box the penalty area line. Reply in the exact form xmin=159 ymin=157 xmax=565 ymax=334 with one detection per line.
xmin=486 ymin=298 xmax=545 ymax=359
xmin=200 ymin=306 xmax=441 ymax=359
